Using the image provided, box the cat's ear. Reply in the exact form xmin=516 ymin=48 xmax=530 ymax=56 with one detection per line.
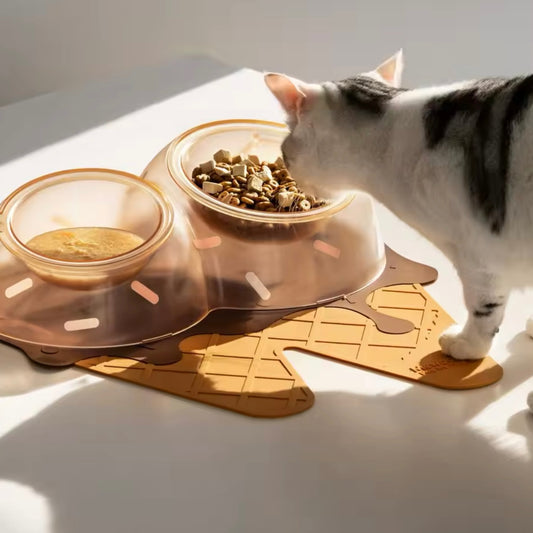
xmin=264 ymin=73 xmax=310 ymax=117
xmin=374 ymin=50 xmax=404 ymax=88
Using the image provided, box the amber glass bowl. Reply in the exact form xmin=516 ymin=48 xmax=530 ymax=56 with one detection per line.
xmin=0 ymin=169 xmax=174 ymax=289
xmin=165 ymin=119 xmax=354 ymax=241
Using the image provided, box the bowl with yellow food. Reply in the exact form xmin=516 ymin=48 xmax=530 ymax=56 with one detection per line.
xmin=0 ymin=169 xmax=174 ymax=289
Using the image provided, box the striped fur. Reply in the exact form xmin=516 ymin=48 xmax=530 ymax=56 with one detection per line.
xmin=336 ymin=76 xmax=407 ymax=114
xmin=423 ymin=76 xmax=533 ymax=233
xmin=336 ymin=75 xmax=533 ymax=234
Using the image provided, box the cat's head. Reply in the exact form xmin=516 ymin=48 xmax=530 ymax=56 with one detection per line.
xmin=264 ymin=51 xmax=404 ymax=193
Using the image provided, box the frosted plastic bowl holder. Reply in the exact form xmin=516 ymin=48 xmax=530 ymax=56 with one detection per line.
xmin=143 ymin=119 xmax=387 ymax=309
xmin=0 ymin=120 xmax=393 ymax=366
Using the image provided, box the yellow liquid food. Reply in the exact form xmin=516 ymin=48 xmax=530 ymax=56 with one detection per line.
xmin=26 ymin=227 xmax=145 ymax=261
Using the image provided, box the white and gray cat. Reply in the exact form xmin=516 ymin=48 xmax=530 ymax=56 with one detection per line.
xmin=265 ymin=51 xmax=533 ymax=411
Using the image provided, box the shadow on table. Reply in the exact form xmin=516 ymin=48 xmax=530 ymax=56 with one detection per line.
xmin=1 ymin=331 xmax=533 ymax=532
xmin=0 ymin=384 xmax=533 ymax=532
xmin=503 ymin=331 xmax=533 ymax=453
xmin=0 ymin=55 xmax=234 ymax=166
xmin=0 ymin=346 xmax=81 ymax=397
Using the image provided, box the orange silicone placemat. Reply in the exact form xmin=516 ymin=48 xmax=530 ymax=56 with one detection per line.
xmin=76 ymin=283 xmax=503 ymax=417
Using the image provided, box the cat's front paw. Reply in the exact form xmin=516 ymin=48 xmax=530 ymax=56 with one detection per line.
xmin=439 ymin=325 xmax=488 ymax=360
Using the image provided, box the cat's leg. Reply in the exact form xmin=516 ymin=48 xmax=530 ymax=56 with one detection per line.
xmin=525 ymin=317 xmax=533 ymax=338
xmin=439 ymin=267 xmax=508 ymax=360
xmin=527 ymin=392 xmax=533 ymax=412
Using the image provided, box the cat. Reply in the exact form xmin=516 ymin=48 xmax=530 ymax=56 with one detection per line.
xmin=264 ymin=51 xmax=533 ymax=411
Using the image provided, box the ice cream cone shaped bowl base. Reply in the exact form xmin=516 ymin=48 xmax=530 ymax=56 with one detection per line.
xmin=0 ymin=120 xmax=503 ymax=401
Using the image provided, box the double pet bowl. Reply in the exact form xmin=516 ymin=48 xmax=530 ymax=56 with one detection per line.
xmin=0 ymin=120 xmax=385 ymax=366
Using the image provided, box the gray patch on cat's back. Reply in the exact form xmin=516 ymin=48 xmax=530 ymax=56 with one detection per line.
xmin=335 ymin=76 xmax=407 ymax=114
xmin=423 ymin=78 xmax=511 ymax=148
xmin=423 ymin=76 xmax=533 ymax=233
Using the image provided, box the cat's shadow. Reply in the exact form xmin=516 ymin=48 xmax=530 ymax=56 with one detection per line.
xmin=502 ymin=331 xmax=533 ymax=447
xmin=2 ymin=332 xmax=533 ymax=533
xmin=508 ymin=409 xmax=533 ymax=442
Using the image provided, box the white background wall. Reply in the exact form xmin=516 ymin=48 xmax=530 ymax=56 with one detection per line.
xmin=1 ymin=0 xmax=533 ymax=107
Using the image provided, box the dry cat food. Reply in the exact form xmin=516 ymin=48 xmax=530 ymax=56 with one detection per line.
xmin=26 ymin=227 xmax=145 ymax=261
xmin=191 ymin=150 xmax=327 ymax=212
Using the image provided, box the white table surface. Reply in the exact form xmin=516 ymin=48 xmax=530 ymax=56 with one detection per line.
xmin=1 ymin=56 xmax=533 ymax=533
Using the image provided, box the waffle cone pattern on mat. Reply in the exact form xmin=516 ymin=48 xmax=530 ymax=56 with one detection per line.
xmin=76 ymin=283 xmax=503 ymax=417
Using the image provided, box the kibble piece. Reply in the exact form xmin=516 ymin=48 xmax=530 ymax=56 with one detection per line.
xmin=229 ymin=196 xmax=240 ymax=206
xmin=235 ymin=176 xmax=247 ymax=185
xmin=241 ymin=196 xmax=255 ymax=206
xmin=277 ymin=191 xmax=294 ymax=208
xmin=256 ymin=201 xmax=273 ymax=210
xmin=218 ymin=190 xmax=230 ymax=201
xmin=275 ymin=156 xmax=285 ymax=168
xmin=299 ymin=199 xmax=311 ymax=211
xmin=248 ymin=154 xmax=260 ymax=165
xmin=214 ymin=166 xmax=231 ymax=177
xmin=202 ymin=181 xmax=223 ymax=195
xmin=243 ymin=192 xmax=258 ymax=200
xmin=220 ymin=180 xmax=233 ymax=188
xmin=256 ymin=170 xmax=269 ymax=181
xmin=192 ymin=167 xmax=201 ymax=179
xmin=213 ymin=149 xmax=232 ymax=164
xmin=199 ymin=160 xmax=216 ymax=173
xmin=261 ymin=165 xmax=272 ymax=179
xmin=232 ymin=164 xmax=247 ymax=178
xmin=232 ymin=154 xmax=244 ymax=164
xmin=282 ymin=180 xmax=296 ymax=189
xmin=227 ymin=187 xmax=242 ymax=194
xmin=195 ymin=173 xmax=210 ymax=184
xmin=273 ymin=169 xmax=289 ymax=180
xmin=247 ymin=176 xmax=263 ymax=193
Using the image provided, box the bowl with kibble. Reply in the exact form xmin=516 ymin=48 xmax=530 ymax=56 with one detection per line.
xmin=150 ymin=119 xmax=355 ymax=242
xmin=140 ymin=119 xmax=385 ymax=311
xmin=0 ymin=169 xmax=174 ymax=289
